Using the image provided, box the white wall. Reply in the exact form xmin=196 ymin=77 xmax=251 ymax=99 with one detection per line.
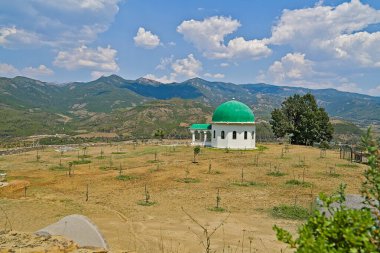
xmin=211 ymin=123 xmax=256 ymax=149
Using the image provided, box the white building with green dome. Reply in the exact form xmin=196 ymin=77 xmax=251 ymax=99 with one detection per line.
xmin=190 ymin=100 xmax=256 ymax=149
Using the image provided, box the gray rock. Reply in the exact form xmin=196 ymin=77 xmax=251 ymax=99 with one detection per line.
xmin=36 ymin=214 xmax=108 ymax=250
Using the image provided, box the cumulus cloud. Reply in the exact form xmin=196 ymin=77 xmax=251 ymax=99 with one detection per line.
xmin=0 ymin=0 xmax=120 ymax=48
xmin=134 ymin=27 xmax=161 ymax=49
xmin=0 ymin=63 xmax=54 ymax=79
xmin=268 ymin=53 xmax=314 ymax=83
xmin=23 ymin=65 xmax=54 ymax=77
xmin=39 ymin=0 xmax=119 ymax=11
xmin=260 ymin=52 xmax=374 ymax=93
xmin=145 ymin=54 xmax=203 ymax=83
xmin=319 ymin=31 xmax=380 ymax=67
xmin=143 ymin=73 xmax=176 ymax=83
xmin=155 ymin=56 xmax=174 ymax=70
xmin=53 ymin=45 xmax=119 ymax=78
xmin=0 ymin=26 xmax=40 ymax=48
xmin=269 ymin=0 xmax=380 ymax=66
xmin=368 ymin=85 xmax=380 ymax=96
xmin=177 ymin=16 xmax=271 ymax=59
xmin=254 ymin=0 xmax=380 ymax=94
xmin=204 ymin=73 xmax=225 ymax=79
xmin=261 ymin=53 xmax=336 ymax=89
xmin=0 ymin=63 xmax=20 ymax=77
xmin=171 ymin=54 xmax=202 ymax=78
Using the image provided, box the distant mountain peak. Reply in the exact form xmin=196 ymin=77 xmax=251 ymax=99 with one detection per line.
xmin=188 ymin=77 xmax=207 ymax=82
xmin=135 ymin=77 xmax=162 ymax=85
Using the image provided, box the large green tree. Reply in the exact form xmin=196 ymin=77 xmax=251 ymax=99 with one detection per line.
xmin=270 ymin=94 xmax=333 ymax=145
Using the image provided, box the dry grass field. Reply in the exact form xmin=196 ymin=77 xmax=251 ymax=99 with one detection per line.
xmin=0 ymin=142 xmax=367 ymax=252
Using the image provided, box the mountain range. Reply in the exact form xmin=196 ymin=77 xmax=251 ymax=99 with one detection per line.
xmin=1 ymin=75 xmax=379 ymax=139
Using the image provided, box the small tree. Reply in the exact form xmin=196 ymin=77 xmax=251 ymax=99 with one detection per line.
xmin=144 ymin=184 xmax=150 ymax=204
xmin=36 ymin=150 xmax=41 ymax=162
xmin=216 ymin=188 xmax=221 ymax=209
xmin=193 ymin=146 xmax=201 ymax=163
xmin=68 ymin=162 xmax=73 ymax=177
xmin=154 ymin=129 xmax=165 ymax=140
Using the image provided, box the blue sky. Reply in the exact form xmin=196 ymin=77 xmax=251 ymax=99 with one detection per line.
xmin=1 ymin=0 xmax=380 ymax=96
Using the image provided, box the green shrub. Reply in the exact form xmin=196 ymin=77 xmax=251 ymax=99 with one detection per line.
xmin=176 ymin=178 xmax=200 ymax=183
xmin=335 ymin=163 xmax=359 ymax=168
xmin=49 ymin=165 xmax=68 ymax=171
xmin=208 ymin=207 xmax=227 ymax=212
xmin=232 ymin=181 xmax=264 ymax=187
xmin=267 ymin=171 xmax=287 ymax=177
xmin=71 ymin=160 xmax=91 ymax=165
xmin=273 ymin=184 xmax=378 ymax=251
xmin=271 ymin=205 xmax=310 ymax=220
xmin=116 ymin=175 xmax=138 ymax=181
xmin=285 ymin=179 xmax=312 ymax=188
xmin=137 ymin=200 xmax=156 ymax=206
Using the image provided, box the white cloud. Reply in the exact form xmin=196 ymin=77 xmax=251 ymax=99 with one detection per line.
xmin=220 ymin=63 xmax=229 ymax=67
xmin=256 ymin=1 xmax=380 ymax=93
xmin=40 ymin=0 xmax=120 ymax=11
xmin=0 ymin=63 xmax=20 ymax=77
xmin=0 ymin=0 xmax=121 ymax=48
xmin=0 ymin=26 xmax=40 ymax=48
xmin=319 ymin=31 xmax=380 ymax=67
xmin=270 ymin=0 xmax=380 ymax=45
xmin=268 ymin=53 xmax=314 ymax=83
xmin=171 ymin=54 xmax=202 ymax=78
xmin=155 ymin=56 xmax=174 ymax=70
xmin=53 ymin=45 xmax=119 ymax=77
xmin=177 ymin=16 xmax=271 ymax=59
xmin=336 ymin=82 xmax=365 ymax=94
xmin=268 ymin=0 xmax=380 ymax=66
xmin=261 ymin=52 xmax=373 ymax=92
xmin=368 ymin=85 xmax=380 ymax=96
xmin=0 ymin=63 xmax=54 ymax=79
xmin=146 ymin=54 xmax=203 ymax=83
xmin=204 ymin=73 xmax=225 ymax=79
xmin=22 ymin=65 xmax=54 ymax=77
xmin=143 ymin=73 xmax=176 ymax=83
xmin=134 ymin=27 xmax=161 ymax=49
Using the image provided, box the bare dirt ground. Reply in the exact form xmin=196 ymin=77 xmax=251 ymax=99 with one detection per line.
xmin=0 ymin=143 xmax=367 ymax=252
xmin=0 ymin=230 xmax=106 ymax=252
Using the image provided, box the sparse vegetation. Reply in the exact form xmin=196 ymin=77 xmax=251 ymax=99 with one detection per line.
xmin=116 ymin=175 xmax=138 ymax=181
xmin=71 ymin=160 xmax=91 ymax=165
xmin=271 ymin=205 xmax=310 ymax=220
xmin=193 ymin=146 xmax=201 ymax=163
xmin=285 ymin=179 xmax=313 ymax=188
xmin=137 ymin=185 xmax=156 ymax=206
xmin=208 ymin=189 xmax=226 ymax=212
xmin=0 ymin=141 xmax=373 ymax=252
xmin=335 ymin=163 xmax=359 ymax=168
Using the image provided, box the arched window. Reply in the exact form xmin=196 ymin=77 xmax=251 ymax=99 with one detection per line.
xmin=244 ymin=131 xmax=247 ymax=140
xmin=233 ymin=131 xmax=237 ymax=139
xmin=213 ymin=130 xmax=216 ymax=138
xmin=221 ymin=131 xmax=225 ymax=139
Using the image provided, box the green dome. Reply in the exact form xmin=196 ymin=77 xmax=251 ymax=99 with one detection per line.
xmin=212 ymin=100 xmax=255 ymax=123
